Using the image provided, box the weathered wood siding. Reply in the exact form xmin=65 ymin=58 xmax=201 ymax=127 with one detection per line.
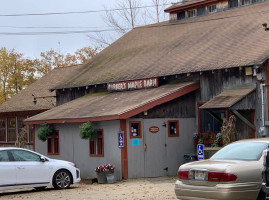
xmin=56 ymin=86 xmax=107 ymax=106
xmin=133 ymin=91 xmax=197 ymax=119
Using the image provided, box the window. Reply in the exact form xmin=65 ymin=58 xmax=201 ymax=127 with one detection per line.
xmin=90 ymin=129 xmax=104 ymax=157
xmin=8 ymin=118 xmax=16 ymax=142
xmin=47 ymin=130 xmax=59 ymax=155
xmin=188 ymin=9 xmax=196 ymax=18
xmin=228 ymin=0 xmax=238 ymax=8
xmin=253 ymin=0 xmax=262 ymax=3
xmin=197 ymin=6 xmax=206 ymax=16
xmin=11 ymin=150 xmax=40 ymax=161
xmin=0 ymin=151 xmax=9 ymax=162
xmin=198 ymin=103 xmax=225 ymax=134
xmin=177 ymin=11 xmax=185 ymax=20
xmin=29 ymin=125 xmax=34 ymax=143
xmin=208 ymin=4 xmax=217 ymax=13
xmin=129 ymin=121 xmax=142 ymax=138
xmin=241 ymin=0 xmax=250 ymax=5
xmin=168 ymin=120 xmax=179 ymax=137
xmin=0 ymin=118 xmax=6 ymax=142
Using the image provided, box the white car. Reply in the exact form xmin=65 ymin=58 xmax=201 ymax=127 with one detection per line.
xmin=0 ymin=147 xmax=81 ymax=191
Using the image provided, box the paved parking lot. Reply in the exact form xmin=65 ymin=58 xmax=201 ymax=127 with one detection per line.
xmin=0 ymin=176 xmax=177 ymax=200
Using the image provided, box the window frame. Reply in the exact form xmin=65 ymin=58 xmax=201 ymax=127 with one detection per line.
xmin=228 ymin=0 xmax=239 ymax=8
xmin=177 ymin=11 xmax=186 ymax=20
xmin=0 ymin=117 xmax=34 ymax=145
xmin=129 ymin=121 xmax=142 ymax=139
xmin=0 ymin=118 xmax=6 ymax=143
xmin=168 ymin=120 xmax=180 ymax=137
xmin=208 ymin=4 xmax=217 ymax=13
xmin=241 ymin=0 xmax=250 ymax=5
xmin=197 ymin=6 xmax=206 ymax=16
xmin=7 ymin=117 xmax=16 ymax=143
xmin=89 ymin=129 xmax=104 ymax=157
xmin=47 ymin=130 xmax=59 ymax=155
xmin=188 ymin=9 xmax=196 ymax=18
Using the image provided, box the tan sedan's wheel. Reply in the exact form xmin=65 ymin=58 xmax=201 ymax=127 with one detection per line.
xmin=53 ymin=170 xmax=72 ymax=189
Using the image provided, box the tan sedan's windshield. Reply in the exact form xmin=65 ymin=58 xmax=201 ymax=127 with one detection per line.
xmin=210 ymin=142 xmax=267 ymax=161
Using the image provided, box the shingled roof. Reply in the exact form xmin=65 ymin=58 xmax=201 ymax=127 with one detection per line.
xmin=0 ymin=64 xmax=83 ymax=113
xmin=25 ymin=82 xmax=199 ymax=124
xmin=52 ymin=1 xmax=269 ymax=90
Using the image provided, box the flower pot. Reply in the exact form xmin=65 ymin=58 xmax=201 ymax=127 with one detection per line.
xmin=106 ymin=173 xmax=115 ymax=184
xmin=96 ymin=172 xmax=107 ymax=184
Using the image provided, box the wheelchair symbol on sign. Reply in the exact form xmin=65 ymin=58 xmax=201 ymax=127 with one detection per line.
xmin=197 ymin=144 xmax=204 ymax=160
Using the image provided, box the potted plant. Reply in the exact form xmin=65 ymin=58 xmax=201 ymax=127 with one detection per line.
xmin=37 ymin=124 xmax=53 ymax=142
xmin=95 ymin=164 xmax=115 ymax=184
xmin=79 ymin=122 xmax=97 ymax=141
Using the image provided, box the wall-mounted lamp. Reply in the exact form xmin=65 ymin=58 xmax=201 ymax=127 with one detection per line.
xmin=162 ymin=121 xmax=166 ymax=127
xmin=32 ymin=94 xmax=56 ymax=106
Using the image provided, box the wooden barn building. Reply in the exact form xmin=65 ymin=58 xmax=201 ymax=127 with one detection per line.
xmin=3 ymin=0 xmax=269 ymax=180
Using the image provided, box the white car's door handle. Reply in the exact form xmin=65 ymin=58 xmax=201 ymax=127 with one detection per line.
xmin=17 ymin=166 xmax=25 ymax=170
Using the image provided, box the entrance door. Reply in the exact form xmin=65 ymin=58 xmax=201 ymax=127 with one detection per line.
xmin=144 ymin=119 xmax=167 ymax=177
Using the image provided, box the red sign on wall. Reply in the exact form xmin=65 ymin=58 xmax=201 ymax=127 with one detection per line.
xmin=149 ymin=126 xmax=160 ymax=133
xmin=107 ymin=78 xmax=158 ymax=92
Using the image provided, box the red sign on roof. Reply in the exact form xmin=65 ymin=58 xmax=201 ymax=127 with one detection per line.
xmin=107 ymin=78 xmax=158 ymax=92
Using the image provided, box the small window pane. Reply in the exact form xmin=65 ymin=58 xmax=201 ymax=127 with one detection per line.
xmin=228 ymin=0 xmax=238 ymax=8
xmin=188 ymin=9 xmax=196 ymax=18
xmin=131 ymin=123 xmax=139 ymax=137
xmin=0 ymin=151 xmax=9 ymax=162
xmin=29 ymin=125 xmax=34 ymax=143
xmin=169 ymin=122 xmax=177 ymax=135
xmin=209 ymin=4 xmax=217 ymax=13
xmin=177 ymin=11 xmax=185 ymax=20
xmin=0 ymin=119 xmax=6 ymax=142
xmin=8 ymin=118 xmax=16 ymax=142
xmin=197 ymin=7 xmax=206 ymax=16
xmin=90 ymin=140 xmax=95 ymax=154
xmin=241 ymin=0 xmax=250 ymax=5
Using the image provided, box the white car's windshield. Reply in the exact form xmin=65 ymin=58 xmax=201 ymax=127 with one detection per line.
xmin=210 ymin=142 xmax=268 ymax=161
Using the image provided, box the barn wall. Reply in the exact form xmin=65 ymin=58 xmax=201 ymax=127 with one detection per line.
xmin=35 ymin=120 xmax=122 ymax=180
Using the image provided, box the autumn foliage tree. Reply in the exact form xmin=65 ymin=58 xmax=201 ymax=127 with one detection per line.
xmin=0 ymin=46 xmax=99 ymax=104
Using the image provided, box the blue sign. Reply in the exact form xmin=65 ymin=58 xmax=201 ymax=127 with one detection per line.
xmin=118 ymin=132 xmax=124 ymax=148
xmin=132 ymin=139 xmax=140 ymax=146
xmin=197 ymin=144 xmax=204 ymax=160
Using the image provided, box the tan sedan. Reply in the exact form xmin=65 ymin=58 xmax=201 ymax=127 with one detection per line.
xmin=175 ymin=138 xmax=269 ymax=200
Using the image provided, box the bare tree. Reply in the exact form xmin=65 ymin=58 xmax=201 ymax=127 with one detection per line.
xmin=88 ymin=0 xmax=172 ymax=47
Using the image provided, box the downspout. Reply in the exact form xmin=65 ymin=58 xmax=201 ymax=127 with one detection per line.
xmin=260 ymin=83 xmax=267 ymax=137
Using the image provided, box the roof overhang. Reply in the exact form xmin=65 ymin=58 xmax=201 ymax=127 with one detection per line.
xmin=200 ymin=87 xmax=255 ymax=109
xmin=165 ymin=0 xmax=220 ymax=13
xmin=24 ymin=82 xmax=200 ymax=125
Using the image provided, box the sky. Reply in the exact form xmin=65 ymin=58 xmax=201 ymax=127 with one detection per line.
xmin=0 ymin=0 xmax=172 ymax=59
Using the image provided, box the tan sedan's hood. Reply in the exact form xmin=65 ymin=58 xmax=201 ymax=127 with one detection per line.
xmin=180 ymin=159 xmax=245 ymax=172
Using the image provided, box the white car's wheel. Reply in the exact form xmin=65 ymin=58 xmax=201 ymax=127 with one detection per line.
xmin=52 ymin=169 xmax=72 ymax=189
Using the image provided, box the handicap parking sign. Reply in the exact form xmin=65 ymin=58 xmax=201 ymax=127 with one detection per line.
xmin=118 ymin=132 xmax=124 ymax=148
xmin=197 ymin=144 xmax=204 ymax=160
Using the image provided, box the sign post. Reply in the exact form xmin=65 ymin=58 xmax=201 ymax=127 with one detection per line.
xmin=118 ymin=132 xmax=124 ymax=148
xmin=197 ymin=144 xmax=204 ymax=160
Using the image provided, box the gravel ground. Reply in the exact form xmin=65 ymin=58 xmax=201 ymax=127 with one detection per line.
xmin=0 ymin=176 xmax=178 ymax=200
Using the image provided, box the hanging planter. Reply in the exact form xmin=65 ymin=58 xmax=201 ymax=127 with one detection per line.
xmin=37 ymin=124 xmax=53 ymax=142
xmin=79 ymin=122 xmax=97 ymax=141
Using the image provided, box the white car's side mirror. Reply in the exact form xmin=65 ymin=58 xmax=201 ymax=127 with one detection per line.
xmin=40 ymin=156 xmax=47 ymax=162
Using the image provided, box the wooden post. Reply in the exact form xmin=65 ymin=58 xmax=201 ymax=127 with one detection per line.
xmin=266 ymin=60 xmax=269 ymax=135
xmin=120 ymin=119 xmax=128 ymax=179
